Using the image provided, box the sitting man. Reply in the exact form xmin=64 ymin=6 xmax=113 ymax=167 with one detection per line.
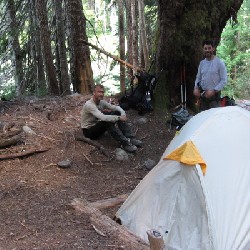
xmin=81 ymin=84 xmax=142 ymax=152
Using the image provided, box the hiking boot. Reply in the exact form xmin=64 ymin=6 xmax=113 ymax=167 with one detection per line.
xmin=130 ymin=138 xmax=142 ymax=147
xmin=122 ymin=141 xmax=137 ymax=153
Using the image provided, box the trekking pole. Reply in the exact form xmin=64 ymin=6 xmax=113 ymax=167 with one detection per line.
xmin=180 ymin=67 xmax=184 ymax=109
xmin=183 ymin=64 xmax=187 ymax=109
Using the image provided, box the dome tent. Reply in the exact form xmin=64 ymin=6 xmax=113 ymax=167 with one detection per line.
xmin=116 ymin=106 xmax=250 ymax=250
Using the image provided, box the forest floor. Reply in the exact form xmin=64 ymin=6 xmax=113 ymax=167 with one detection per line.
xmin=0 ymin=94 xmax=176 ymax=250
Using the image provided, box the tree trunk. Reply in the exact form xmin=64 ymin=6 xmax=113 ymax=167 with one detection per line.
xmin=29 ymin=0 xmax=47 ymax=95
xmin=118 ymin=0 xmax=126 ymax=93
xmin=65 ymin=0 xmax=94 ymax=94
xmin=35 ymin=0 xmax=60 ymax=95
xmin=155 ymin=0 xmax=244 ymax=109
xmin=131 ymin=0 xmax=138 ymax=74
xmin=53 ymin=0 xmax=71 ymax=95
xmin=125 ymin=0 xmax=133 ymax=78
xmin=138 ymin=0 xmax=149 ymax=70
xmin=6 ymin=0 xmax=25 ymax=96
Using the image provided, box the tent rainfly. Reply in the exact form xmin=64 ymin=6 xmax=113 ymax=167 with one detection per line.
xmin=116 ymin=106 xmax=250 ymax=250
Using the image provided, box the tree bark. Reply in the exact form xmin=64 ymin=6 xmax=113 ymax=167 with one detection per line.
xmin=0 ymin=134 xmax=21 ymax=149
xmin=138 ymin=0 xmax=149 ymax=70
xmin=131 ymin=0 xmax=139 ymax=74
xmin=90 ymin=194 xmax=129 ymax=209
xmin=35 ymin=0 xmax=60 ymax=95
xmin=125 ymin=0 xmax=133 ymax=78
xmin=65 ymin=0 xmax=94 ymax=94
xmin=53 ymin=0 xmax=71 ymax=95
xmin=29 ymin=0 xmax=47 ymax=95
xmin=118 ymin=0 xmax=126 ymax=93
xmin=6 ymin=0 xmax=25 ymax=96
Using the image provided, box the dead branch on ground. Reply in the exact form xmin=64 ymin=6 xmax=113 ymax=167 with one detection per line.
xmin=0 ymin=148 xmax=49 ymax=160
xmin=83 ymin=153 xmax=94 ymax=166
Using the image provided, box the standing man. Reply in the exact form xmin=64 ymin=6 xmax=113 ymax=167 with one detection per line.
xmin=81 ymin=84 xmax=142 ymax=152
xmin=193 ymin=40 xmax=227 ymax=111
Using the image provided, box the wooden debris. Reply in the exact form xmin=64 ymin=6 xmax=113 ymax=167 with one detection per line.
xmin=0 ymin=148 xmax=49 ymax=160
xmin=0 ymin=134 xmax=22 ymax=149
xmin=3 ymin=122 xmax=15 ymax=133
xmin=36 ymin=134 xmax=57 ymax=142
xmin=147 ymin=230 xmax=165 ymax=250
xmin=82 ymin=153 xmax=94 ymax=166
xmin=75 ymin=132 xmax=109 ymax=157
xmin=0 ymin=129 xmax=22 ymax=138
xmin=81 ymin=40 xmax=134 ymax=70
xmin=90 ymin=194 xmax=129 ymax=210
xmin=91 ymin=224 xmax=107 ymax=237
xmin=71 ymin=198 xmax=150 ymax=250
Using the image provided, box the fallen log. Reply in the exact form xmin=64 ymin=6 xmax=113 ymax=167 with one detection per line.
xmin=0 ymin=134 xmax=22 ymax=149
xmin=0 ymin=148 xmax=49 ymax=160
xmin=90 ymin=194 xmax=129 ymax=210
xmin=71 ymin=198 xmax=150 ymax=250
xmin=75 ymin=132 xmax=109 ymax=157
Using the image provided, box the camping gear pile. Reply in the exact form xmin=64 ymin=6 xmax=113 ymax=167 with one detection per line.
xmin=168 ymin=107 xmax=192 ymax=130
xmin=119 ymin=71 xmax=157 ymax=115
xmin=168 ymin=65 xmax=192 ymax=130
xmin=116 ymin=106 xmax=250 ymax=250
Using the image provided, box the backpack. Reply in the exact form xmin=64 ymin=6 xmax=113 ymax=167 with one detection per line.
xmin=119 ymin=71 xmax=157 ymax=115
xmin=168 ymin=108 xmax=192 ymax=131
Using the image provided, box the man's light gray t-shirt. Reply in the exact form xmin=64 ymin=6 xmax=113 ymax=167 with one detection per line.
xmin=195 ymin=56 xmax=227 ymax=91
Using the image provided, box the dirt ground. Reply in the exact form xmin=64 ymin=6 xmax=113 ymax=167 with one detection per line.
xmin=0 ymin=94 xmax=175 ymax=250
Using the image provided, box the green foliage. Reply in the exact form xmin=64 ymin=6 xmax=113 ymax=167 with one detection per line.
xmin=144 ymin=2 xmax=158 ymax=60
xmin=83 ymin=0 xmax=112 ymax=39
xmin=144 ymin=4 xmax=157 ymax=32
xmin=0 ymin=34 xmax=8 ymax=54
xmin=0 ymin=83 xmax=16 ymax=100
xmin=217 ymin=0 xmax=250 ymax=99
